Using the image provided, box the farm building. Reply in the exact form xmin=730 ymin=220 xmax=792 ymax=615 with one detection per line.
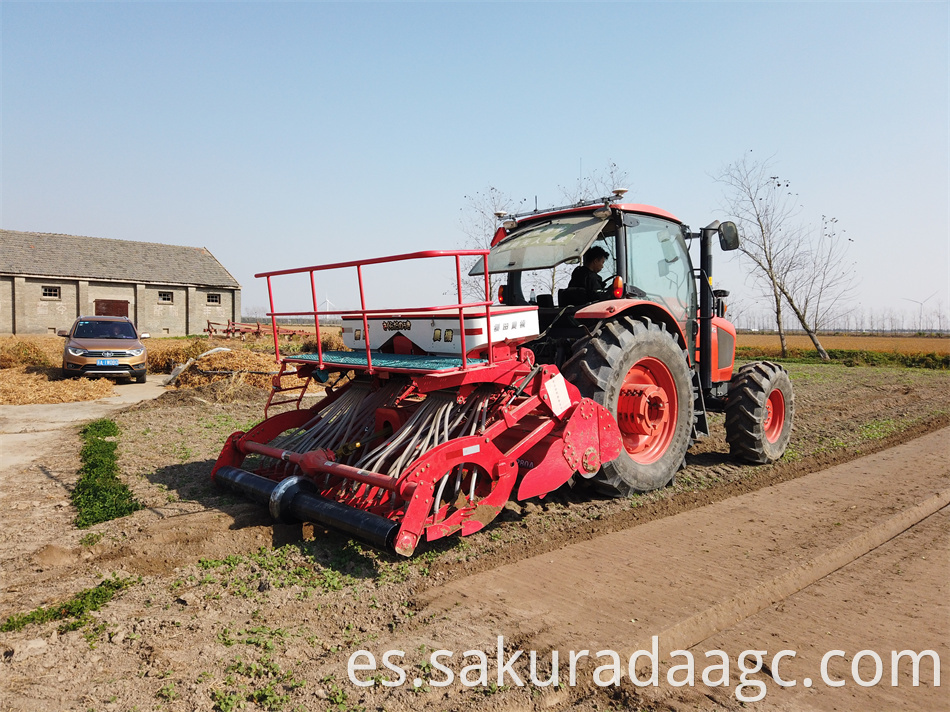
xmin=0 ymin=229 xmax=241 ymax=336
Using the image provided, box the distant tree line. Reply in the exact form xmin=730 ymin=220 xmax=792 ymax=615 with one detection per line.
xmin=728 ymin=300 xmax=948 ymax=335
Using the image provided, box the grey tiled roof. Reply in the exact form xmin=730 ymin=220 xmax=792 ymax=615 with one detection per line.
xmin=0 ymin=229 xmax=240 ymax=288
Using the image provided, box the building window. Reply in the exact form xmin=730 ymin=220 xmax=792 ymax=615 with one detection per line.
xmin=206 ymin=293 xmax=221 ymax=305
xmin=42 ymin=286 xmax=61 ymax=300
xmin=158 ymin=291 xmax=174 ymax=304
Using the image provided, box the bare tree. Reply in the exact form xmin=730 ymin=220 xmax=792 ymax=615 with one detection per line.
xmin=458 ymin=163 xmax=632 ymax=303
xmin=717 ymin=154 xmax=859 ymax=360
xmin=457 ymin=186 xmax=525 ymax=302
xmin=716 ymin=154 xmax=801 ymax=356
xmin=781 ymin=215 xmax=857 ymax=338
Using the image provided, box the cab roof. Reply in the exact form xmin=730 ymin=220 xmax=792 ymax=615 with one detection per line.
xmin=490 ymin=202 xmax=682 ymax=248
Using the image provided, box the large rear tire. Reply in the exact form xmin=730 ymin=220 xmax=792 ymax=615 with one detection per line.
xmin=561 ymin=317 xmax=694 ymax=496
xmin=725 ymin=361 xmax=794 ymax=464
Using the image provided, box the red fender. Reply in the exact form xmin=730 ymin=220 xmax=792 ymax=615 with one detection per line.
xmin=574 ymin=299 xmax=690 ymax=356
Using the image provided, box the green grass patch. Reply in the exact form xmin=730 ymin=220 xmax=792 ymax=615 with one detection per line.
xmin=79 ymin=531 xmax=104 ymax=547
xmin=209 ymin=653 xmax=305 ymax=711
xmin=735 ymin=346 xmax=949 ymax=369
xmin=194 ymin=538 xmax=386 ymax=599
xmin=0 ymin=575 xmax=135 ymax=633
xmin=71 ymin=418 xmax=142 ymax=528
xmin=860 ymin=419 xmax=900 ymax=440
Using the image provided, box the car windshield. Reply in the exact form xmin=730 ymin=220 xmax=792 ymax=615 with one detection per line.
xmin=471 ymin=214 xmax=608 ymax=275
xmin=74 ymin=320 xmax=137 ymax=339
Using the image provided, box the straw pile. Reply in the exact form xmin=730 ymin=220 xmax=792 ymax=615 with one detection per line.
xmin=0 ymin=336 xmax=116 ymax=404
xmin=0 ymin=336 xmax=59 ymax=369
xmin=0 ymin=368 xmax=116 ymax=404
xmin=174 ymin=349 xmax=288 ymax=390
xmin=0 ymin=331 xmax=346 ymax=404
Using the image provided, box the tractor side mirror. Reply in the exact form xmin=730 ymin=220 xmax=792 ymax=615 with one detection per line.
xmin=719 ymin=221 xmax=739 ymax=251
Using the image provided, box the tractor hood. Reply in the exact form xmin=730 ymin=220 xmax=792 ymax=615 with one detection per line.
xmin=470 ymin=214 xmax=607 ymax=275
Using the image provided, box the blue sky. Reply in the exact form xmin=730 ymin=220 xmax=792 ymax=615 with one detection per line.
xmin=3 ymin=1 xmax=948 ymax=327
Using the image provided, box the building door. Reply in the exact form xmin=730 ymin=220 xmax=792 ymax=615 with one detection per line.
xmin=94 ymin=299 xmax=129 ymax=317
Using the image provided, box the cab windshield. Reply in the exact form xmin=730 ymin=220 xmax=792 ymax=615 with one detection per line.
xmin=471 ymin=214 xmax=608 ymax=275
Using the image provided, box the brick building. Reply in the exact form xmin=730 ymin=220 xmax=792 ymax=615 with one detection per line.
xmin=0 ymin=229 xmax=241 ymax=336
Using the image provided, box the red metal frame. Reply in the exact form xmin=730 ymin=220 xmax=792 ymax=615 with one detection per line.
xmin=204 ymin=319 xmax=314 ymax=339
xmin=256 ymin=249 xmax=494 ymax=374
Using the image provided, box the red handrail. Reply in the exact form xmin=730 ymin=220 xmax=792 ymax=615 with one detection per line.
xmin=260 ymin=249 xmax=493 ymax=373
xmin=254 ymin=249 xmax=493 ymax=279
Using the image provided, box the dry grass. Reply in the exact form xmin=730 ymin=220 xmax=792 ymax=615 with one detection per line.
xmin=0 ymin=335 xmax=61 ymax=368
xmin=0 ymin=332 xmax=342 ymax=405
xmin=738 ymin=333 xmax=950 ymax=355
xmin=0 ymin=367 xmax=115 ymax=404
xmin=0 ymin=336 xmax=118 ymax=405
xmin=174 ymin=349 xmax=288 ymax=390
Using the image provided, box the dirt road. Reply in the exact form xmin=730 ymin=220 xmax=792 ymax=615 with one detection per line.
xmin=0 ymin=380 xmax=168 ymax=471
xmin=0 ymin=366 xmax=947 ymax=711
xmin=397 ymin=427 xmax=948 ymax=711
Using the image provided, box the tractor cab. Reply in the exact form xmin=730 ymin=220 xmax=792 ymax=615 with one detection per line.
xmin=472 ymin=200 xmax=699 ymax=363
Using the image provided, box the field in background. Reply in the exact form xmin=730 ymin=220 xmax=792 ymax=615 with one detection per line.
xmin=737 ymin=332 xmax=950 ymax=354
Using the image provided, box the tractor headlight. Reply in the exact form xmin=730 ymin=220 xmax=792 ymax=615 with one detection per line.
xmin=67 ymin=347 xmax=86 ymax=356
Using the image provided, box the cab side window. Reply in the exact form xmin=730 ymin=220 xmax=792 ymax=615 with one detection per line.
xmin=624 ymin=217 xmax=693 ymax=325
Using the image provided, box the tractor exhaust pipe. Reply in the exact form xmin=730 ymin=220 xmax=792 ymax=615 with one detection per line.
xmin=214 ymin=466 xmax=399 ymax=551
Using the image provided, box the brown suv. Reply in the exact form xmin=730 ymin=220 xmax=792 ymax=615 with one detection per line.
xmin=60 ymin=316 xmax=149 ymax=383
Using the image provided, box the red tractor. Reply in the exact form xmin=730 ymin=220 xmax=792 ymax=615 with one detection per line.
xmin=211 ymin=196 xmax=794 ymax=555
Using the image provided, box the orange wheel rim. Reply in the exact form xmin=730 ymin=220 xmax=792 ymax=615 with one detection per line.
xmin=764 ymin=388 xmax=786 ymax=443
xmin=615 ymin=357 xmax=677 ymax=464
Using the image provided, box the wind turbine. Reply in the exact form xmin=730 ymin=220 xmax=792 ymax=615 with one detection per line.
xmin=901 ymin=291 xmax=938 ymax=331
xmin=318 ymin=293 xmax=337 ymax=324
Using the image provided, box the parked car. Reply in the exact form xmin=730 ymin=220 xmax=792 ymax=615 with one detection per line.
xmin=59 ymin=316 xmax=149 ymax=383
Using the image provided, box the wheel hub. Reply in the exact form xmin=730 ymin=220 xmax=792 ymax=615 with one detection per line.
xmin=618 ymin=384 xmax=670 ymax=435
xmin=614 ymin=356 xmax=678 ymax=465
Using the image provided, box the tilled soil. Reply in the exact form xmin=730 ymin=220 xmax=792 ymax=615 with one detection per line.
xmin=0 ymin=363 xmax=947 ymax=711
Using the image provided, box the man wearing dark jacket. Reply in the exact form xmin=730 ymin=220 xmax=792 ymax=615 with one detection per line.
xmin=568 ymin=245 xmax=609 ymax=299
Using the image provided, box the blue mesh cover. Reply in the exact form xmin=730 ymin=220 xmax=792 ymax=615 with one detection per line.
xmin=290 ymin=350 xmax=487 ymax=373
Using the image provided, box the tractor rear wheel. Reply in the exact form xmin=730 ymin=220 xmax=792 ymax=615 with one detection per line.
xmin=561 ymin=316 xmax=694 ymax=496
xmin=724 ymin=361 xmax=794 ymax=464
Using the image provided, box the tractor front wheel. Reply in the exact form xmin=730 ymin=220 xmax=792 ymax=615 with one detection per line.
xmin=561 ymin=317 xmax=694 ymax=496
xmin=725 ymin=361 xmax=794 ymax=464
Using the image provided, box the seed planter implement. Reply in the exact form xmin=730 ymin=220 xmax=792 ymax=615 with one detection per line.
xmin=212 ymin=198 xmax=794 ymax=555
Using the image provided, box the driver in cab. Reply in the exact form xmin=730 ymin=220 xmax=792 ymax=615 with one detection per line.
xmin=568 ymin=246 xmax=609 ymax=300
